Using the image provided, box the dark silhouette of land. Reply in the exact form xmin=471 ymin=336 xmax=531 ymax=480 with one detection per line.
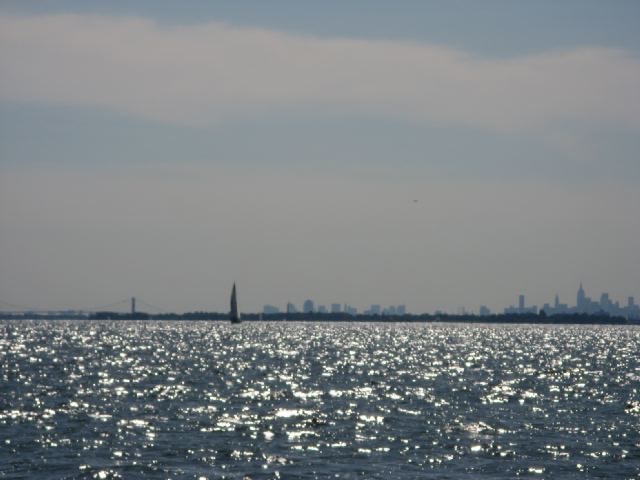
xmin=0 ymin=311 xmax=637 ymax=325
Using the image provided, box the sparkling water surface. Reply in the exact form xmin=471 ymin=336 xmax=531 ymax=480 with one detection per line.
xmin=1 ymin=321 xmax=639 ymax=479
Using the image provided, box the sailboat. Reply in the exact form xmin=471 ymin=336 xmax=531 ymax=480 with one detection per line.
xmin=229 ymin=283 xmax=241 ymax=324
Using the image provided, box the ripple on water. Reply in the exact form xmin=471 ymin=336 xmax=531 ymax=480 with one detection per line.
xmin=0 ymin=321 xmax=639 ymax=478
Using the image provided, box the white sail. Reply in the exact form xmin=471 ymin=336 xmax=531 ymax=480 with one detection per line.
xmin=230 ymin=283 xmax=241 ymax=323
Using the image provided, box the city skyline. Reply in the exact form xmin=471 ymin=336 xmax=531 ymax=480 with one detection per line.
xmin=256 ymin=281 xmax=640 ymax=318
xmin=2 ymin=282 xmax=638 ymax=320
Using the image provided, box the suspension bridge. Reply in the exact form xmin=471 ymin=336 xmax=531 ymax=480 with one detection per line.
xmin=0 ymin=297 xmax=170 ymax=315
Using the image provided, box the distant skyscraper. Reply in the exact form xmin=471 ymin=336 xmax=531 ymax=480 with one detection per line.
xmin=396 ymin=305 xmax=406 ymax=315
xmin=600 ymin=293 xmax=611 ymax=309
xmin=286 ymin=302 xmax=297 ymax=314
xmin=343 ymin=304 xmax=357 ymax=315
xmin=629 ymin=296 xmax=635 ymax=307
xmin=370 ymin=304 xmax=381 ymax=315
xmin=303 ymin=299 xmax=315 ymax=314
xmin=504 ymin=294 xmax=538 ymax=315
xmin=317 ymin=305 xmax=328 ymax=314
xmin=577 ymin=282 xmax=586 ymax=309
xmin=331 ymin=303 xmax=341 ymax=313
xmin=479 ymin=305 xmax=491 ymax=316
xmin=263 ymin=305 xmax=280 ymax=314
xmin=382 ymin=306 xmax=396 ymax=316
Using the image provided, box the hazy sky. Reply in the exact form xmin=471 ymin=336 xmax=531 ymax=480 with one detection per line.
xmin=1 ymin=1 xmax=639 ymax=314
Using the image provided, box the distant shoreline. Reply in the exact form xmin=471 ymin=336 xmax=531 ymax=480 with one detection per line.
xmin=0 ymin=312 xmax=637 ymax=325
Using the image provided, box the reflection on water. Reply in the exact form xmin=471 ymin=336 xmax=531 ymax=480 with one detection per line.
xmin=0 ymin=321 xmax=639 ymax=478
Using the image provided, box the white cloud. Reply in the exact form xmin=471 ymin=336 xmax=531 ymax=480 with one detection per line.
xmin=1 ymin=13 xmax=639 ymax=134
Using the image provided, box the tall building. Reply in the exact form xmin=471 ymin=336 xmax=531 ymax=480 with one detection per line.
xmin=600 ymin=293 xmax=611 ymax=310
xmin=343 ymin=304 xmax=357 ymax=315
xmin=286 ymin=302 xmax=297 ymax=314
xmin=396 ymin=305 xmax=406 ymax=315
xmin=546 ymin=294 xmax=569 ymax=315
xmin=263 ymin=305 xmax=280 ymax=314
xmin=479 ymin=305 xmax=491 ymax=316
xmin=504 ymin=294 xmax=537 ymax=314
xmin=317 ymin=305 xmax=328 ymax=314
xmin=303 ymin=299 xmax=315 ymax=314
xmin=577 ymin=282 xmax=586 ymax=309
xmin=331 ymin=303 xmax=341 ymax=313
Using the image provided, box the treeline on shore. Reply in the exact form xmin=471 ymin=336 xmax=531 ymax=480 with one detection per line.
xmin=0 ymin=311 xmax=637 ymax=324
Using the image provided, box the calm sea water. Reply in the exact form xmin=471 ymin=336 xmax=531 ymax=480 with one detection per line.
xmin=1 ymin=321 xmax=639 ymax=479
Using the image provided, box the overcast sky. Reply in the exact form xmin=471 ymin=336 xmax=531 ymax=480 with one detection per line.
xmin=1 ymin=1 xmax=639 ymax=314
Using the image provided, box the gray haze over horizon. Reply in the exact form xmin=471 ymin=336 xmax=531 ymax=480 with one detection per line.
xmin=1 ymin=1 xmax=639 ymax=314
